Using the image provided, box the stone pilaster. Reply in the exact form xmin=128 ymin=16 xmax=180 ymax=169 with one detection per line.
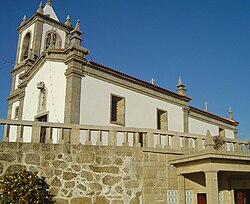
xmin=183 ymin=106 xmax=190 ymax=133
xmin=205 ymin=171 xmax=219 ymax=204
xmin=15 ymin=30 xmax=22 ymax=65
xmin=18 ymin=90 xmax=26 ymax=120
xmin=64 ymin=56 xmax=84 ymax=124
xmin=32 ymin=19 xmax=44 ymax=58
xmin=177 ymin=174 xmax=185 ymax=204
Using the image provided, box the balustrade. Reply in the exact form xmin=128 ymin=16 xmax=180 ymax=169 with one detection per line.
xmin=0 ymin=119 xmax=249 ymax=154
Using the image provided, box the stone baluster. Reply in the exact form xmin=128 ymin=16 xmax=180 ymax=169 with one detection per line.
xmin=16 ymin=125 xmax=24 ymax=143
xmin=71 ymin=127 xmax=80 ymax=145
xmin=85 ymin=129 xmax=91 ymax=145
xmin=145 ymin=132 xmax=154 ymax=148
xmin=134 ymin=132 xmax=141 ymax=147
xmin=31 ymin=123 xmax=41 ymax=143
xmin=156 ymin=134 xmax=163 ymax=149
xmin=196 ymin=137 xmax=203 ymax=151
xmin=3 ymin=124 xmax=10 ymax=142
xmin=123 ymin=131 xmax=129 ymax=146
xmin=108 ymin=129 xmax=117 ymax=146
xmin=165 ymin=134 xmax=172 ymax=149
xmin=46 ymin=127 xmax=53 ymax=143
xmin=235 ymin=142 xmax=240 ymax=152
xmin=96 ymin=130 xmax=103 ymax=145
xmin=172 ymin=133 xmax=181 ymax=150
xmin=58 ymin=128 xmax=64 ymax=144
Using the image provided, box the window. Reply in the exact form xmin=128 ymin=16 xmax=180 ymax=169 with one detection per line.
xmin=157 ymin=109 xmax=168 ymax=130
xmin=14 ymin=106 xmax=19 ymax=119
xmin=110 ymin=94 xmax=125 ymax=126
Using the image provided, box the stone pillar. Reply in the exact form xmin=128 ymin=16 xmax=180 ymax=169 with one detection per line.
xmin=177 ymin=175 xmax=185 ymax=204
xmin=32 ymin=19 xmax=43 ymax=57
xmin=205 ymin=171 xmax=219 ymax=204
xmin=18 ymin=91 xmax=25 ymax=120
xmin=183 ymin=106 xmax=190 ymax=133
xmin=63 ymin=64 xmax=83 ymax=124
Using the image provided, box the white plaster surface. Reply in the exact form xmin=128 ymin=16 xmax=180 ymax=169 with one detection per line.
xmin=43 ymin=5 xmax=59 ymax=21
xmin=80 ymin=75 xmax=184 ymax=132
xmin=225 ymin=129 xmax=234 ymax=139
xmin=18 ymin=24 xmax=35 ymax=63
xmin=22 ymin=61 xmax=67 ymax=141
xmin=15 ymin=71 xmax=25 ymax=89
xmin=9 ymin=102 xmax=20 ymax=142
xmin=189 ymin=117 xmax=219 ymax=136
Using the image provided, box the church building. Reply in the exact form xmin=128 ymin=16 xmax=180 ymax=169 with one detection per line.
xmin=1 ymin=1 xmax=250 ymax=204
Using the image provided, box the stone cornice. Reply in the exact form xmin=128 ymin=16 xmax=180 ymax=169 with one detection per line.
xmin=189 ymin=106 xmax=239 ymax=129
xmin=169 ymin=150 xmax=250 ymax=166
xmin=86 ymin=62 xmax=190 ymax=107
xmin=17 ymin=13 xmax=72 ymax=33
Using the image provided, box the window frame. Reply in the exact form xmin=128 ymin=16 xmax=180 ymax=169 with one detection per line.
xmin=110 ymin=94 xmax=125 ymax=126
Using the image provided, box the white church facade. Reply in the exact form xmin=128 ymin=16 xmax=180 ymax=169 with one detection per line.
xmin=2 ymin=1 xmax=250 ymax=204
xmin=7 ymin=1 xmax=238 ymax=143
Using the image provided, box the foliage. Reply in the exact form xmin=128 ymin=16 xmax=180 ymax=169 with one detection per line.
xmin=213 ymin=135 xmax=225 ymax=150
xmin=0 ymin=170 xmax=54 ymax=204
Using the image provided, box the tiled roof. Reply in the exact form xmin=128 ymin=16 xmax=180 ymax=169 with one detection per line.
xmin=189 ymin=106 xmax=239 ymax=125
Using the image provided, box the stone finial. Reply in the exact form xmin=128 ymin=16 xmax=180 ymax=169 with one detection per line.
xmin=204 ymin=130 xmax=214 ymax=150
xmin=37 ymin=2 xmax=44 ymax=14
xmin=205 ymin=101 xmax=208 ymax=111
xmin=46 ymin=0 xmax=52 ymax=6
xmin=20 ymin=15 xmax=27 ymax=26
xmin=150 ymin=78 xmax=155 ymax=85
xmin=65 ymin=15 xmax=72 ymax=27
xmin=229 ymin=107 xmax=233 ymax=120
xmin=177 ymin=76 xmax=187 ymax=96
xmin=70 ymin=20 xmax=83 ymax=46
xmin=74 ymin=20 xmax=81 ymax=33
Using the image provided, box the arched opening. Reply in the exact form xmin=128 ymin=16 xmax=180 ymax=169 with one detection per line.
xmin=45 ymin=31 xmax=62 ymax=50
xmin=21 ymin=32 xmax=31 ymax=60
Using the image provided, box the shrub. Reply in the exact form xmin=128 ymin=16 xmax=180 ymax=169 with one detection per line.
xmin=0 ymin=170 xmax=54 ymax=204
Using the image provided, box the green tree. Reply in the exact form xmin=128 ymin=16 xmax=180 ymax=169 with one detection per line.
xmin=0 ymin=170 xmax=54 ymax=204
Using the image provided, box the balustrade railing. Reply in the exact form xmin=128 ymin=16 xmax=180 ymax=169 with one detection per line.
xmin=0 ymin=119 xmax=249 ymax=154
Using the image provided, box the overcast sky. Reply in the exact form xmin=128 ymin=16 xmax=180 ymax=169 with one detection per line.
xmin=1 ymin=0 xmax=250 ymax=139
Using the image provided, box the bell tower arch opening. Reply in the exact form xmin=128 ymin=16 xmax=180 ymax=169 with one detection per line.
xmin=20 ymin=32 xmax=31 ymax=61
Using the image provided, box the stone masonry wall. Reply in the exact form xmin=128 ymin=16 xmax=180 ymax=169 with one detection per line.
xmin=0 ymin=142 xmax=171 ymax=204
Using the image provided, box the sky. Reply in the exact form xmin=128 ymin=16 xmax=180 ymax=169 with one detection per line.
xmin=0 ymin=0 xmax=250 ymax=139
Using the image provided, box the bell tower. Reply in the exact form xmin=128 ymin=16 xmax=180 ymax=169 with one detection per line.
xmin=15 ymin=0 xmax=72 ymax=65
xmin=7 ymin=0 xmax=74 ymax=120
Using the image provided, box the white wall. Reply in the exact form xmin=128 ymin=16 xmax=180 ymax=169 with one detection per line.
xmin=189 ymin=117 xmax=219 ymax=136
xmin=40 ymin=23 xmax=66 ymax=53
xmin=9 ymin=102 xmax=20 ymax=142
xmin=225 ymin=129 xmax=234 ymax=139
xmin=189 ymin=117 xmax=235 ymax=138
xmin=15 ymin=71 xmax=25 ymax=90
xmin=18 ymin=24 xmax=35 ymax=63
xmin=22 ymin=61 xmax=67 ymax=141
xmin=80 ymin=75 xmax=184 ymax=132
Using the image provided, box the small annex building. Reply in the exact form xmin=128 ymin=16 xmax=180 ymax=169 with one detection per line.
xmin=1 ymin=1 xmax=250 ymax=204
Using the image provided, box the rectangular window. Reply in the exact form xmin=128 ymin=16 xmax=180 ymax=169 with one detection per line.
xmin=157 ymin=109 xmax=168 ymax=130
xmin=110 ymin=94 xmax=125 ymax=126
xmin=14 ymin=106 xmax=19 ymax=119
